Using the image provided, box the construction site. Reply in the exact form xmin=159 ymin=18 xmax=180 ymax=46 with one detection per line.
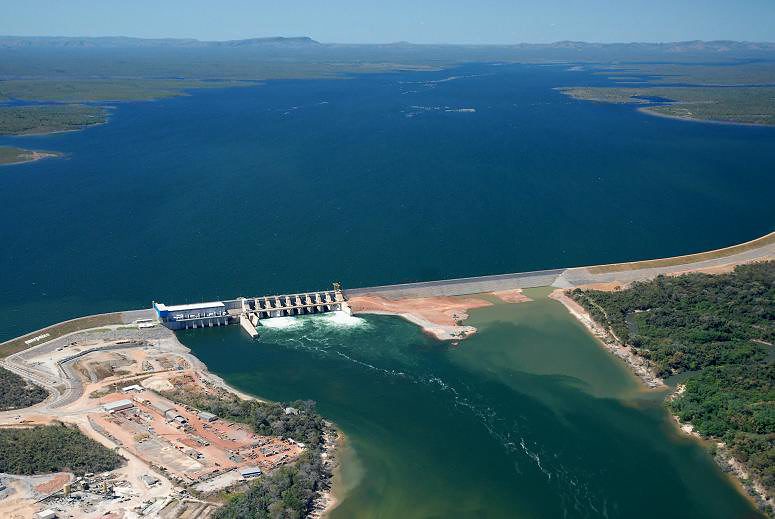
xmin=0 ymin=323 xmax=311 ymax=519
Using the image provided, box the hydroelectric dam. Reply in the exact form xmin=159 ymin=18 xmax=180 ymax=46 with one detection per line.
xmin=153 ymin=283 xmax=351 ymax=338
xmin=148 ymin=231 xmax=775 ymax=340
xmin=3 ymin=231 xmax=769 ymax=350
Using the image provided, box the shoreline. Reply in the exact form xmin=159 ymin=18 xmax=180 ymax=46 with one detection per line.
xmin=348 ymin=290 xmax=532 ymax=341
xmin=551 ymin=274 xmax=773 ymax=515
xmin=0 ymin=149 xmax=61 ymax=167
xmin=168 ymin=332 xmax=341 ymax=517
xmin=0 ymin=325 xmax=340 ymax=518
xmin=348 ymin=294 xmax=494 ymax=340
xmin=548 ymin=289 xmax=665 ymax=388
xmin=11 ymin=115 xmax=111 ymax=137
xmin=667 ymin=386 xmax=775 ymax=513
xmin=1 ymin=233 xmax=773 ymax=516
xmin=636 ymin=105 xmax=773 ymax=128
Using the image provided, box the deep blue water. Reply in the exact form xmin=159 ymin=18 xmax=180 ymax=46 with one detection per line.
xmin=1 ymin=63 xmax=774 ymax=340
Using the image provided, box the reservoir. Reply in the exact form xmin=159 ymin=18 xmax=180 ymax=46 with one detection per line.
xmin=181 ymin=289 xmax=760 ymax=517
xmin=1 ymin=62 xmax=774 ymax=340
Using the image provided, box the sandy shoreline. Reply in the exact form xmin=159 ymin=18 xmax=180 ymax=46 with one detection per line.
xmin=0 ymin=149 xmax=61 ymax=167
xmin=348 ymin=290 xmax=532 ymax=340
xmin=348 ymin=294 xmax=493 ymax=340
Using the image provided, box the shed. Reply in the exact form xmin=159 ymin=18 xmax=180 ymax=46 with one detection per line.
xmin=36 ymin=510 xmax=57 ymax=519
xmin=102 ymin=399 xmax=134 ymax=413
xmin=140 ymin=474 xmax=159 ymax=486
xmin=152 ymin=401 xmax=174 ymax=415
xmin=198 ymin=411 xmax=217 ymax=422
xmin=240 ymin=467 xmax=263 ymax=479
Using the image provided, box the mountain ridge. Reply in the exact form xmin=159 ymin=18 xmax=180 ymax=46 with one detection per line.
xmin=1 ymin=35 xmax=773 ymax=52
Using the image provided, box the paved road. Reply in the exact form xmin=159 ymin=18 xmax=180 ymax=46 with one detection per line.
xmin=0 ymin=325 xmax=173 ymax=418
xmin=347 ymin=235 xmax=775 ymax=298
xmin=558 ymin=238 xmax=775 ymax=287
xmin=345 ymin=268 xmax=567 ymax=299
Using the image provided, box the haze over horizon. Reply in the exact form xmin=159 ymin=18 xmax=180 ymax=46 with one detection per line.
xmin=4 ymin=0 xmax=775 ymax=45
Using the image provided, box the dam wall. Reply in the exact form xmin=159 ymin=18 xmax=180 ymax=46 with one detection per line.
xmin=154 ymin=285 xmax=350 ymax=336
xmin=4 ymin=232 xmax=772 ymax=346
xmin=344 ymin=268 xmax=567 ymax=299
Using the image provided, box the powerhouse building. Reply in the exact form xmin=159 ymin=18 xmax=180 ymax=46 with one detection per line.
xmin=153 ymin=301 xmax=230 ymax=330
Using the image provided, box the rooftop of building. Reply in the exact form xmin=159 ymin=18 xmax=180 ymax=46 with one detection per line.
xmin=154 ymin=301 xmax=225 ymax=312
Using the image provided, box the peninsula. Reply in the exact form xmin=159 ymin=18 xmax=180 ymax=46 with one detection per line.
xmin=0 ymin=146 xmax=59 ymax=166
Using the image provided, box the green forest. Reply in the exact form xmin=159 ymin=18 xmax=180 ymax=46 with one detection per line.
xmin=161 ymin=387 xmax=332 ymax=517
xmin=214 ymin=449 xmax=329 ymax=519
xmin=0 ymin=366 xmax=47 ymax=410
xmin=0 ymin=423 xmax=124 ymax=475
xmin=0 ymin=104 xmax=106 ymax=135
xmin=571 ymin=261 xmax=774 ymax=502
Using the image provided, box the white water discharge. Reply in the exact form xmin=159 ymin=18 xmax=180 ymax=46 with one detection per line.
xmin=260 ymin=311 xmax=367 ymax=331
xmin=321 ymin=310 xmax=367 ymax=328
xmin=260 ymin=316 xmax=301 ymax=329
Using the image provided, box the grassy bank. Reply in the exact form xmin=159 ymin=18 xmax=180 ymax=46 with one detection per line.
xmin=0 ymin=312 xmax=124 ymax=359
xmin=585 ymin=232 xmax=775 ymax=274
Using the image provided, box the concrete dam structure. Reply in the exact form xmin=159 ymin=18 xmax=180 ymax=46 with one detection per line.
xmin=153 ymin=283 xmax=350 ymax=338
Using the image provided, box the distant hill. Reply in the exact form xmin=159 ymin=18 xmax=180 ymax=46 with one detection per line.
xmin=514 ymin=40 xmax=775 ymax=53
xmin=0 ymin=36 xmax=772 ymax=54
xmin=0 ymin=35 xmax=321 ymax=48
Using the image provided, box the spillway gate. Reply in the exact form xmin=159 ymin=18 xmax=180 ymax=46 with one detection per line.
xmin=153 ymin=283 xmax=350 ymax=338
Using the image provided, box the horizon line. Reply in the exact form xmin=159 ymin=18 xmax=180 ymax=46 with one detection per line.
xmin=1 ymin=34 xmax=774 ymax=47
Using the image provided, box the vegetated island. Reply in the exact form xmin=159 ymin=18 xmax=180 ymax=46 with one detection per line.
xmin=0 ymin=82 xmax=255 ymax=137
xmin=3 ymin=37 xmax=775 ymax=136
xmin=559 ymin=60 xmax=775 ymax=125
xmin=558 ymin=86 xmax=775 ymax=125
xmin=0 ymin=104 xmax=107 ymax=136
xmin=0 ymin=145 xmax=60 ymax=166
xmin=562 ymin=261 xmax=774 ymax=515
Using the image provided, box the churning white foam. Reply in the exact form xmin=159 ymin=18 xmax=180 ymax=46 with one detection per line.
xmin=260 ymin=311 xmax=367 ymax=331
xmin=260 ymin=316 xmax=301 ymax=329
xmin=320 ymin=310 xmax=367 ymax=328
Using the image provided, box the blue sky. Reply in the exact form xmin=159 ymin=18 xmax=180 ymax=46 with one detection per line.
xmin=3 ymin=0 xmax=774 ymax=44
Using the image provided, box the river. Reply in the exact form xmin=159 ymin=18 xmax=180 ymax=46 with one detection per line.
xmin=181 ymin=289 xmax=760 ymax=517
